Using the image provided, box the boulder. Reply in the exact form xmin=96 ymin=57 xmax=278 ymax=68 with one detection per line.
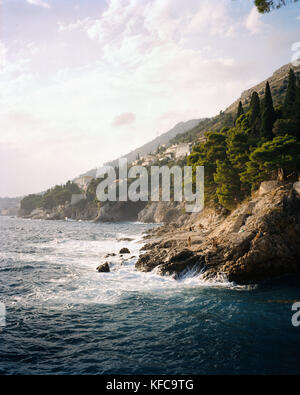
xmin=293 ymin=181 xmax=300 ymax=196
xmin=119 ymin=248 xmax=130 ymax=254
xmin=96 ymin=262 xmax=110 ymax=273
xmin=258 ymin=181 xmax=280 ymax=196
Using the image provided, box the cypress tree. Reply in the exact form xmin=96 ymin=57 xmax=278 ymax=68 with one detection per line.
xmin=283 ymin=68 xmax=296 ymax=118
xmin=293 ymin=85 xmax=300 ymax=124
xmin=249 ymin=91 xmax=261 ymax=136
xmin=261 ymin=81 xmax=276 ymax=140
xmin=235 ymin=101 xmax=244 ymax=123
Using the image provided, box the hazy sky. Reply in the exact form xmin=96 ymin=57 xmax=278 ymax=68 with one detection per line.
xmin=1 ymin=0 xmax=300 ymax=197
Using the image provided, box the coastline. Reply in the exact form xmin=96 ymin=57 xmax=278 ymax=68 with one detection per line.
xmin=135 ymin=182 xmax=300 ymax=285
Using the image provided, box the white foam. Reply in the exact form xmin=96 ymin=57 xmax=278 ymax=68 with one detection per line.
xmin=9 ymin=225 xmax=244 ymax=308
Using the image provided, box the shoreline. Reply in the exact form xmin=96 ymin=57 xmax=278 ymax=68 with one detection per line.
xmin=135 ymin=182 xmax=300 ymax=285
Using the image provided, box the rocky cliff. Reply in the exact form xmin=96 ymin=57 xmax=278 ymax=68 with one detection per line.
xmin=136 ymin=182 xmax=300 ymax=285
xmin=19 ymin=201 xmax=100 ymax=221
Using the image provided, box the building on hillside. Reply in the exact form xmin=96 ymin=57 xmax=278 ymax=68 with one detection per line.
xmin=141 ymin=155 xmax=156 ymax=166
xmin=165 ymin=143 xmax=192 ymax=159
xmin=74 ymin=175 xmax=94 ymax=192
xmin=174 ymin=143 xmax=192 ymax=159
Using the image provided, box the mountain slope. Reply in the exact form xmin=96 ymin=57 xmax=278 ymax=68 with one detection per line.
xmin=79 ymin=118 xmax=202 ymax=177
xmin=170 ymin=62 xmax=300 ymax=145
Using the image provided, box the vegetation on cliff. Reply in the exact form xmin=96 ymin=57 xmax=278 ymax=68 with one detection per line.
xmin=20 ymin=181 xmax=82 ymax=211
xmin=187 ymin=69 xmax=300 ymax=210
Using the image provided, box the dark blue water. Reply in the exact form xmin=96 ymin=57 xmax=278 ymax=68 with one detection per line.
xmin=0 ymin=216 xmax=300 ymax=374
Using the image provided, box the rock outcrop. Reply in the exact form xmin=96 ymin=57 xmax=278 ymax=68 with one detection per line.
xmin=137 ymin=201 xmax=188 ymax=224
xmin=119 ymin=248 xmax=130 ymax=254
xmin=136 ymin=183 xmax=300 ymax=284
xmin=96 ymin=262 xmax=110 ymax=272
xmin=96 ymin=201 xmax=147 ymax=222
xmin=19 ymin=201 xmax=100 ymax=221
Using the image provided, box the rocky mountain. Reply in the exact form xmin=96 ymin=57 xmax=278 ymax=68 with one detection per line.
xmin=170 ymin=62 xmax=300 ymax=145
xmin=226 ymin=62 xmax=300 ymax=113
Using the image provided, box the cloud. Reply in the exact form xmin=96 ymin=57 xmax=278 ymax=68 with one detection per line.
xmin=1 ymin=0 xmax=297 ymax=196
xmin=27 ymin=0 xmax=50 ymax=9
xmin=58 ymin=18 xmax=93 ymax=33
xmin=112 ymin=112 xmax=136 ymax=127
xmin=0 ymin=41 xmax=7 ymax=68
xmin=245 ymin=7 xmax=267 ymax=35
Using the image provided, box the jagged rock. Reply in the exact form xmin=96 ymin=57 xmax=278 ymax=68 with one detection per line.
xmin=293 ymin=181 xmax=300 ymax=196
xmin=259 ymin=181 xmax=280 ymax=196
xmin=137 ymin=201 xmax=184 ymax=223
xmin=96 ymin=201 xmax=147 ymax=222
xmin=96 ymin=262 xmax=110 ymax=272
xmin=136 ymin=183 xmax=300 ymax=284
xmin=119 ymin=248 xmax=130 ymax=254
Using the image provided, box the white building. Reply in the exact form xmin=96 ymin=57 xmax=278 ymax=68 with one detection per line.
xmin=165 ymin=143 xmax=192 ymax=159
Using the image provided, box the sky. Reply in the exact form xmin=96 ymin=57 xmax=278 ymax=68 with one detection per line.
xmin=1 ymin=0 xmax=300 ymax=197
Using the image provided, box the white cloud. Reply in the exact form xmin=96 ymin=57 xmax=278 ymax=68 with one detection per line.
xmin=1 ymin=0 xmax=296 ymax=196
xmin=245 ymin=7 xmax=267 ymax=35
xmin=0 ymin=41 xmax=7 ymax=68
xmin=58 ymin=18 xmax=93 ymax=33
xmin=27 ymin=0 xmax=50 ymax=9
xmin=112 ymin=112 xmax=136 ymax=127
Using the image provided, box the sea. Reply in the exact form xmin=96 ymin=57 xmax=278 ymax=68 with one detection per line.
xmin=0 ymin=215 xmax=300 ymax=374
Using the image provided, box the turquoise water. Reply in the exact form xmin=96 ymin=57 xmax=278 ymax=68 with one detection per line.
xmin=0 ymin=216 xmax=300 ymax=375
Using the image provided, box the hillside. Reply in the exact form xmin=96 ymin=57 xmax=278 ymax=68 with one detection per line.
xmin=171 ymin=62 xmax=300 ymax=145
xmin=19 ymin=60 xmax=300 ymax=223
xmin=79 ymin=118 xmax=202 ymax=178
xmin=76 ymin=63 xmax=300 ymax=178
xmin=226 ymin=62 xmax=300 ymax=113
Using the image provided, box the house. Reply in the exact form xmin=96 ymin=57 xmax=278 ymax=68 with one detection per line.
xmin=165 ymin=143 xmax=192 ymax=159
xmin=141 ymin=155 xmax=156 ymax=166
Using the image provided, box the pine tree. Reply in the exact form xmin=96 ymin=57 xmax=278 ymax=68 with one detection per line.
xmin=243 ymin=134 xmax=300 ymax=182
xmin=235 ymin=101 xmax=244 ymax=124
xmin=226 ymin=128 xmax=250 ymax=175
xmin=249 ymin=91 xmax=261 ymax=136
xmin=214 ymin=160 xmax=241 ymax=210
xmin=283 ymin=68 xmax=297 ymax=118
xmin=261 ymin=81 xmax=276 ymax=140
xmin=187 ymin=132 xmax=227 ymax=203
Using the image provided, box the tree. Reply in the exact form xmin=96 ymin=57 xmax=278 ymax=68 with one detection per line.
xmin=255 ymin=0 xmax=298 ymax=13
xmin=240 ymin=159 xmax=269 ymax=191
xmin=20 ymin=194 xmax=43 ymax=211
xmin=214 ymin=160 xmax=241 ymax=210
xmin=273 ymin=119 xmax=300 ymax=139
xmin=293 ymin=86 xmax=300 ymax=124
xmin=235 ymin=101 xmax=244 ymax=124
xmin=243 ymin=134 xmax=300 ymax=182
xmin=187 ymin=131 xmax=227 ymax=203
xmin=226 ymin=128 xmax=251 ymax=175
xmin=249 ymin=91 xmax=261 ymax=136
xmin=261 ymin=81 xmax=276 ymax=140
xmin=283 ymin=69 xmax=297 ymax=118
